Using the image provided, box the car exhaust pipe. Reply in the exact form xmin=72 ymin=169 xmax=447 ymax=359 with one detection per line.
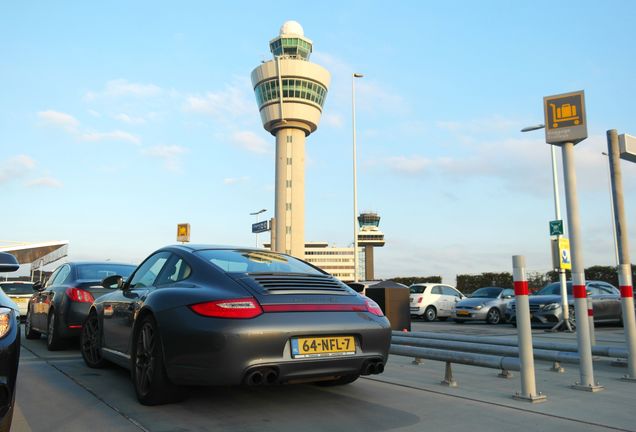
xmin=363 ymin=362 xmax=376 ymax=375
xmin=264 ymin=368 xmax=279 ymax=385
xmin=375 ymin=362 xmax=384 ymax=374
xmin=246 ymin=370 xmax=264 ymax=386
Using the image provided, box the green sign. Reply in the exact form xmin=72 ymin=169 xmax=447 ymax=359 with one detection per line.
xmin=549 ymin=220 xmax=563 ymax=236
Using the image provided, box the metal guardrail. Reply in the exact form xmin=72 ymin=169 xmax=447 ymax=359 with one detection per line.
xmin=390 ymin=344 xmax=520 ymax=371
xmin=392 ymin=331 xmax=628 ymax=359
xmin=391 ymin=335 xmax=580 ymax=364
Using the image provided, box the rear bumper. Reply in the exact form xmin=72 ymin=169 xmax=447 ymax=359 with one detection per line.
xmin=57 ymin=302 xmax=91 ymax=338
xmin=157 ymin=307 xmax=392 ymax=386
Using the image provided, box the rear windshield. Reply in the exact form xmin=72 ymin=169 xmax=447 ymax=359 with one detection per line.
xmin=409 ymin=285 xmax=427 ymax=294
xmin=196 ymin=249 xmax=324 ymax=275
xmin=0 ymin=283 xmax=34 ymax=295
xmin=76 ymin=264 xmax=135 ymax=281
xmin=470 ymin=287 xmax=503 ymax=298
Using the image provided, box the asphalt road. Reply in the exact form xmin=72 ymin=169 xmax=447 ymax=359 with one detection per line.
xmin=11 ymin=320 xmax=636 ymax=432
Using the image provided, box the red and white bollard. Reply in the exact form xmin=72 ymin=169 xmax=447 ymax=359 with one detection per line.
xmin=512 ymin=255 xmax=546 ymax=402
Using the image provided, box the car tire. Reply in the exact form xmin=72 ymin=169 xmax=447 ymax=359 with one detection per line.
xmin=314 ymin=374 xmax=359 ymax=386
xmin=454 ymin=319 xmax=465 ymax=324
xmin=486 ymin=308 xmax=501 ymax=325
xmin=423 ymin=306 xmax=437 ymax=322
xmin=81 ymin=311 xmax=108 ymax=369
xmin=46 ymin=311 xmax=64 ymax=351
xmin=132 ymin=315 xmax=185 ymax=406
xmin=24 ymin=309 xmax=41 ymax=340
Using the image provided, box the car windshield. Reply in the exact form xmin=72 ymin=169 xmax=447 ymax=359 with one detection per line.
xmin=77 ymin=264 xmax=135 ymax=281
xmin=470 ymin=287 xmax=503 ymax=298
xmin=535 ymin=282 xmax=573 ymax=296
xmin=409 ymin=285 xmax=426 ymax=294
xmin=196 ymin=249 xmax=324 ymax=275
xmin=0 ymin=282 xmax=34 ymax=295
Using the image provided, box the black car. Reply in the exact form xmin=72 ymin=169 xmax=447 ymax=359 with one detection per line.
xmin=0 ymin=252 xmax=21 ymax=432
xmin=80 ymin=245 xmax=391 ymax=405
xmin=25 ymin=261 xmax=136 ymax=350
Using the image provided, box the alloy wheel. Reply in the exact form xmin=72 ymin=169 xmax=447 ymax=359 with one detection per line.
xmin=48 ymin=314 xmax=55 ymax=344
xmin=487 ymin=308 xmax=500 ymax=324
xmin=135 ymin=321 xmax=156 ymax=396
xmin=81 ymin=315 xmax=102 ymax=365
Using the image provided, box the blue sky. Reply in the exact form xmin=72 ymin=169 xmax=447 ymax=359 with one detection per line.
xmin=2 ymin=1 xmax=636 ymax=283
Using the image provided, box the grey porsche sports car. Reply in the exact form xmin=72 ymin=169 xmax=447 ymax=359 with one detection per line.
xmin=81 ymin=245 xmax=391 ymax=405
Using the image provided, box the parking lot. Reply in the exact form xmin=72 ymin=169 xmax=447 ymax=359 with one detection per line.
xmin=11 ymin=320 xmax=636 ymax=432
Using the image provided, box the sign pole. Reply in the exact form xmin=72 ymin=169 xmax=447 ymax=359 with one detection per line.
xmin=561 ymin=141 xmax=603 ymax=391
xmin=607 ymin=129 xmax=636 ymax=380
xmin=549 ymin=144 xmax=572 ymax=332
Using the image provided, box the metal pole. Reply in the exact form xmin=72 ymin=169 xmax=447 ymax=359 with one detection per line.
xmin=550 ymin=144 xmax=571 ymax=329
xmin=561 ymin=142 xmax=603 ymax=391
xmin=607 ymin=129 xmax=636 ymax=380
xmin=352 ymin=73 xmax=362 ymax=283
xmin=512 ymin=255 xmax=546 ymax=402
xmin=602 ymin=152 xmax=620 ymax=267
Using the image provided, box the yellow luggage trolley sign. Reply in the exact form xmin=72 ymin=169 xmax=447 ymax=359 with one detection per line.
xmin=543 ymin=90 xmax=587 ymax=145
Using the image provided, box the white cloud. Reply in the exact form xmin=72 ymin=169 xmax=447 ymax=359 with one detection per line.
xmin=88 ymin=109 xmax=101 ymax=118
xmin=0 ymin=155 xmax=36 ymax=184
xmin=223 ymin=176 xmax=250 ymax=185
xmin=386 ymin=156 xmax=432 ymax=175
xmin=85 ymin=79 xmax=163 ymax=100
xmin=230 ymin=131 xmax=271 ymax=155
xmin=37 ymin=110 xmax=80 ymax=131
xmin=322 ymin=112 xmax=344 ymax=128
xmin=183 ymin=79 xmax=254 ymax=123
xmin=38 ymin=109 xmax=141 ymax=145
xmin=141 ymin=145 xmax=188 ymax=172
xmin=113 ymin=113 xmax=146 ymax=125
xmin=26 ymin=177 xmax=63 ymax=188
xmin=79 ymin=130 xmax=141 ymax=145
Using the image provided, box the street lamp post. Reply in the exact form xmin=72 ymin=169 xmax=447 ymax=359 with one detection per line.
xmin=250 ymin=209 xmax=267 ymax=248
xmin=521 ymin=124 xmax=572 ymax=332
xmin=352 ymin=72 xmax=363 ymax=283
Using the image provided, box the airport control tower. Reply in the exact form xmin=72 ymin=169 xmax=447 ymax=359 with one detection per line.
xmin=251 ymin=21 xmax=331 ymax=258
xmin=358 ymin=212 xmax=385 ymax=280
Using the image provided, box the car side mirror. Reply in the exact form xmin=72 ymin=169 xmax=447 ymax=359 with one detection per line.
xmin=0 ymin=252 xmax=19 ymax=273
xmin=504 ymin=295 xmax=513 ymax=299
xmin=102 ymin=275 xmax=124 ymax=290
xmin=586 ymin=290 xmax=592 ymax=296
xmin=32 ymin=281 xmax=44 ymax=291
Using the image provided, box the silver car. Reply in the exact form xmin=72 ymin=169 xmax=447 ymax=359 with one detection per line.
xmin=506 ymin=281 xmax=624 ymax=327
xmin=452 ymin=287 xmax=514 ymax=324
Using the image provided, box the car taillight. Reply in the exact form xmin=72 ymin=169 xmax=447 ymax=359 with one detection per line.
xmin=417 ymin=297 xmax=423 ymax=304
xmin=65 ymin=288 xmax=95 ymax=303
xmin=189 ymin=297 xmax=263 ymax=319
xmin=364 ymin=298 xmax=384 ymax=317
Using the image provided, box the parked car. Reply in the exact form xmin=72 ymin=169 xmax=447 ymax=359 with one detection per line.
xmin=25 ymin=261 xmax=136 ymax=350
xmin=452 ymin=287 xmax=514 ymax=324
xmin=506 ymin=281 xmax=624 ymax=327
xmin=0 ymin=281 xmax=34 ymax=318
xmin=0 ymin=252 xmax=21 ymax=432
xmin=409 ymin=283 xmax=464 ymax=321
xmin=80 ymin=245 xmax=391 ymax=405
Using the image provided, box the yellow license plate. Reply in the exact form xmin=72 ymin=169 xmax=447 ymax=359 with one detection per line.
xmin=291 ymin=336 xmax=356 ymax=358
xmin=12 ymin=298 xmax=29 ymax=304
xmin=456 ymin=310 xmax=470 ymax=316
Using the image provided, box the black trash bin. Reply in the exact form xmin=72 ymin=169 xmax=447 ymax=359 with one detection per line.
xmin=365 ymin=280 xmax=411 ymax=331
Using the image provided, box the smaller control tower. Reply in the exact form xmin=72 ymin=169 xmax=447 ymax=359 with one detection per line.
xmin=357 ymin=212 xmax=385 ymax=281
